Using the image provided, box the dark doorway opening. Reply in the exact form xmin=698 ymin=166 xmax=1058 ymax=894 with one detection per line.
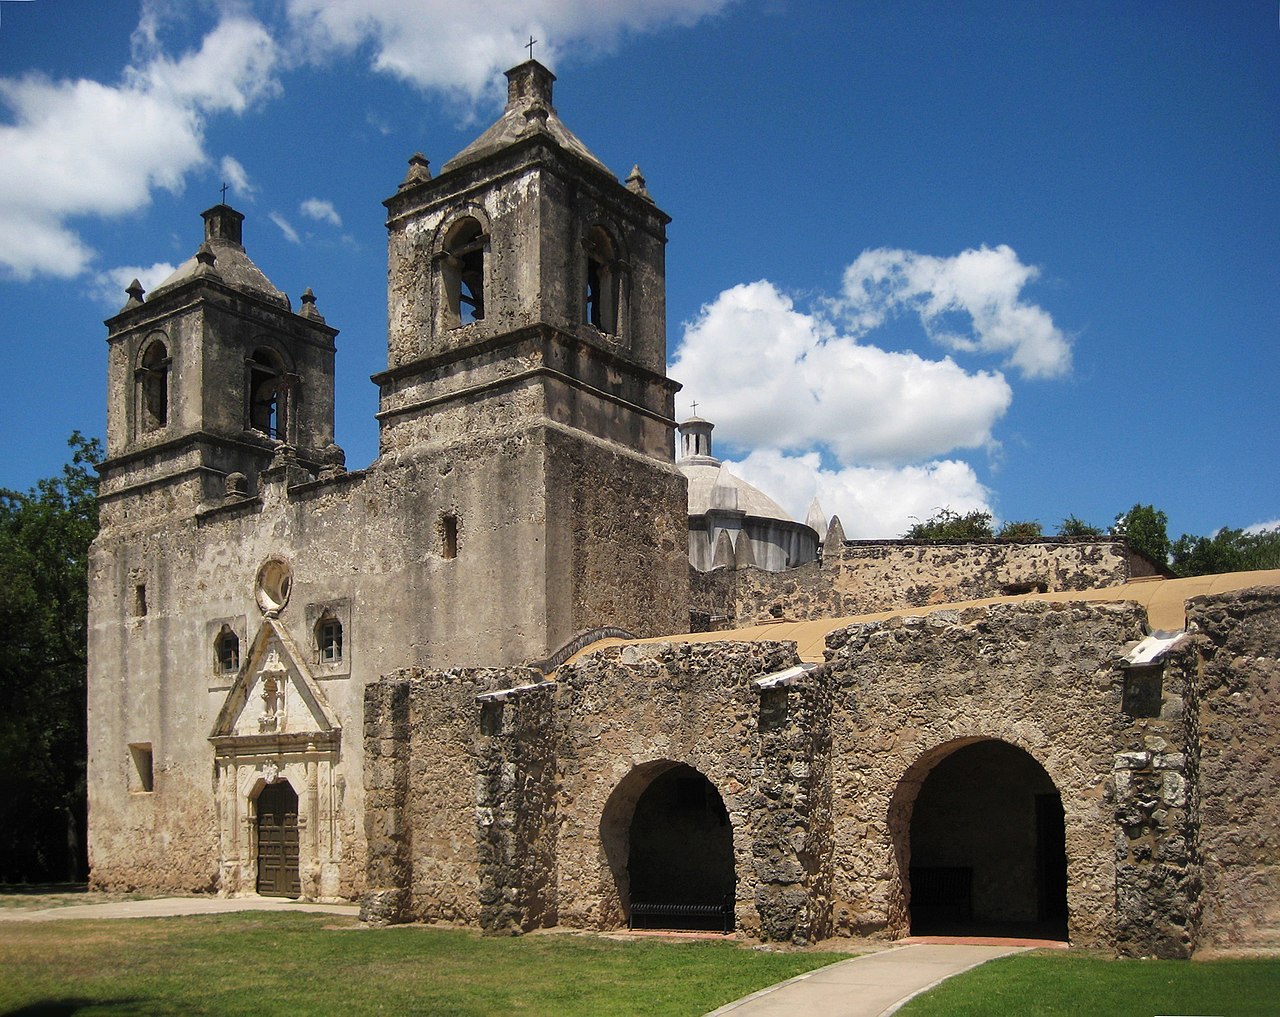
xmin=907 ymin=740 xmax=1067 ymax=940
xmin=626 ymin=764 xmax=734 ymax=931
xmin=256 ymin=781 xmax=301 ymax=898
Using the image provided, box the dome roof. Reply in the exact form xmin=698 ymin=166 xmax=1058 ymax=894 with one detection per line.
xmin=149 ymin=205 xmax=289 ymax=308
xmin=680 ymin=461 xmax=794 ymax=522
xmin=676 ymin=413 xmax=796 ymax=522
xmin=442 ymin=61 xmax=612 ymax=178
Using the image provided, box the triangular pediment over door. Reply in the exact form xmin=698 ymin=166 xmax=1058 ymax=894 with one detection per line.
xmin=210 ymin=618 xmax=340 ymax=751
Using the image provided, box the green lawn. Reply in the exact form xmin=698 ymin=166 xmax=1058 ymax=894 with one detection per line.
xmin=0 ymin=912 xmax=845 ymax=1016
xmin=899 ymin=950 xmax=1280 ymax=1017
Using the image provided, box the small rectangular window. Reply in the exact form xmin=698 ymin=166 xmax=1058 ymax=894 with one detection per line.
xmin=318 ymin=618 xmax=343 ymax=663
xmin=133 ymin=584 xmax=148 ymax=617
xmin=129 ymin=743 xmax=154 ymax=793
xmin=441 ymin=513 xmax=458 ymax=560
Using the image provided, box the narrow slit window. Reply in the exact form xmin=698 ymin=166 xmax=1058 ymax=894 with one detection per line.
xmin=134 ymin=584 xmax=148 ymax=617
xmin=129 ymin=743 xmax=154 ymax=793
xmin=441 ymin=513 xmax=458 ymax=560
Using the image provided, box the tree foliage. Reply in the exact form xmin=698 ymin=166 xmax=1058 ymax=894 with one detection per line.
xmin=904 ymin=508 xmax=994 ymax=540
xmin=1113 ymin=503 xmax=1171 ymax=570
xmin=0 ymin=433 xmax=99 ymax=882
xmin=996 ymin=520 xmax=1043 ymax=541
xmin=1057 ymin=515 xmax=1104 ymax=538
xmin=1171 ymin=527 xmax=1280 ymax=577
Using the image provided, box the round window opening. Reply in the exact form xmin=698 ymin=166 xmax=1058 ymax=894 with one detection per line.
xmin=255 ymin=559 xmax=292 ymax=616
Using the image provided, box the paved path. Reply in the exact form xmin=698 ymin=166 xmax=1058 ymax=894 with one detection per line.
xmin=706 ymin=942 xmax=1027 ymax=1017
xmin=0 ymin=896 xmax=359 ymax=923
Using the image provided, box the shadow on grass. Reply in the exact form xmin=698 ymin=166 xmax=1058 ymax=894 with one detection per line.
xmin=2 ymin=999 xmax=150 ymax=1016
xmin=0 ymin=886 xmax=88 ymax=897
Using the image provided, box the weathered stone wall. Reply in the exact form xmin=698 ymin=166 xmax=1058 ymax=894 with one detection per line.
xmin=691 ymin=539 xmax=1136 ymax=628
xmin=1110 ymin=636 xmax=1199 ymax=958
xmin=822 ymin=601 xmax=1142 ymax=949
xmin=1188 ymin=587 xmax=1280 ymax=953
xmin=360 ymin=666 xmax=552 ymax=928
xmin=475 ymin=680 xmax=558 ymax=933
xmin=553 ymin=640 xmax=826 ymax=941
xmin=751 ymin=664 xmax=834 ymax=941
xmin=363 ymin=641 xmax=833 ymax=941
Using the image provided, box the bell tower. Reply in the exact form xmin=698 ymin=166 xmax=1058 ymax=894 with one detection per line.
xmin=99 ymin=205 xmax=340 ymax=522
xmin=376 ymin=59 xmax=688 ymax=649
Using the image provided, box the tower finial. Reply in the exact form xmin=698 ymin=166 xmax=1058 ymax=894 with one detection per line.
xmin=526 ymin=35 xmax=537 ymax=61
xmin=220 ymin=181 xmax=229 ymax=204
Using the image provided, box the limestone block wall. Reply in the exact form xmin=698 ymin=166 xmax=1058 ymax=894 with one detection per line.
xmin=692 ymin=539 xmax=1136 ymax=628
xmin=821 ymin=601 xmax=1144 ymax=949
xmin=552 ymin=640 xmax=825 ymax=942
xmin=361 ymin=666 xmax=551 ymax=928
xmin=1188 ymin=587 xmax=1280 ymax=953
xmin=1110 ymin=636 xmax=1200 ymax=958
xmin=362 ymin=641 xmax=834 ymax=942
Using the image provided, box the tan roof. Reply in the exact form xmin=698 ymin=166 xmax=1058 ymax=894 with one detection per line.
xmin=567 ymin=570 xmax=1280 ymax=667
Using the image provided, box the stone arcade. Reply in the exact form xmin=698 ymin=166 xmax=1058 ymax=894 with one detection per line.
xmin=87 ymin=61 xmax=1279 ymax=958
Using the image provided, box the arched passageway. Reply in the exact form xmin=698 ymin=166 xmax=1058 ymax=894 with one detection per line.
xmin=256 ymin=780 xmax=301 ymax=898
xmin=906 ymin=740 xmax=1067 ymax=939
xmin=602 ymin=762 xmax=735 ymax=931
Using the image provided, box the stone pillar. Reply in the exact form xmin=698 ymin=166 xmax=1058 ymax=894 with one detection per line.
xmin=360 ymin=679 xmax=413 ymax=924
xmin=475 ymin=683 xmax=558 ymax=934
xmin=1112 ymin=645 xmax=1198 ymax=958
xmin=749 ymin=671 xmax=833 ymax=943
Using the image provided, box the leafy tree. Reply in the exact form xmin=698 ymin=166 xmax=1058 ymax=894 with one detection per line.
xmin=1171 ymin=526 xmax=1280 ymax=577
xmin=997 ymin=520 xmax=1042 ymax=541
xmin=1113 ymin=503 xmax=1171 ymax=570
xmin=0 ymin=433 xmax=99 ymax=882
xmin=1057 ymin=515 xmax=1104 ymax=538
xmin=904 ymin=508 xmax=994 ymax=540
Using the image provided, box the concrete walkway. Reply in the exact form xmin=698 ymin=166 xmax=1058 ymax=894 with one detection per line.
xmin=706 ymin=942 xmax=1028 ymax=1017
xmin=0 ymin=895 xmax=360 ymax=923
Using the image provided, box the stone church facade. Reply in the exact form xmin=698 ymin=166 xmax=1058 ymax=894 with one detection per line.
xmin=87 ymin=61 xmax=1279 ymax=958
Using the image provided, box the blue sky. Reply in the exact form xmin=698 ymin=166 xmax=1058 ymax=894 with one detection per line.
xmin=1 ymin=0 xmax=1275 ymax=540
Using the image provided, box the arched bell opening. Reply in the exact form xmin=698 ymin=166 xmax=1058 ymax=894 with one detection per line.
xmin=896 ymin=739 xmax=1068 ymax=940
xmin=601 ymin=761 xmax=735 ymax=932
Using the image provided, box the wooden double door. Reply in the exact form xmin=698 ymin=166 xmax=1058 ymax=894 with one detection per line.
xmin=256 ymin=781 xmax=301 ymax=898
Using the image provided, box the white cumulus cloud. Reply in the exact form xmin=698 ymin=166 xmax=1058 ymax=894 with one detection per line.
xmin=837 ymin=244 xmax=1072 ymax=378
xmin=300 ymin=197 xmax=342 ymax=227
xmin=284 ymin=0 xmax=732 ymax=102
xmin=726 ymin=448 xmax=994 ymax=539
xmin=220 ymin=155 xmax=256 ymax=199
xmin=269 ymin=211 xmax=300 ymax=244
xmin=1245 ymin=519 xmax=1280 ymax=535
xmin=0 ymin=15 xmax=279 ymax=280
xmin=671 ymin=280 xmax=1013 ymax=466
xmin=90 ymin=261 xmax=178 ymax=307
